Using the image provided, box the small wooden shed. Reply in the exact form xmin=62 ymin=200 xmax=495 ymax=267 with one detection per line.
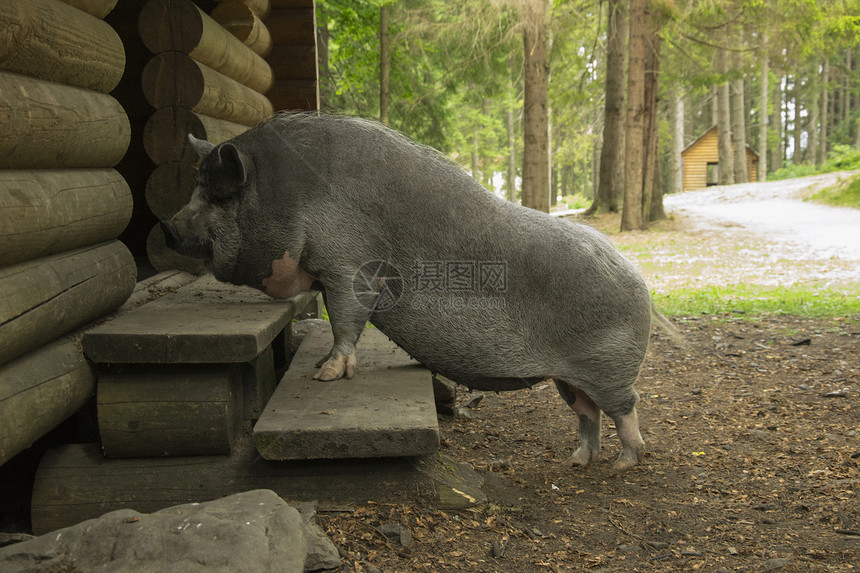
xmin=680 ymin=126 xmax=759 ymax=192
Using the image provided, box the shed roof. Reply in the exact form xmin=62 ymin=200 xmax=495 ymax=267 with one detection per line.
xmin=681 ymin=125 xmax=759 ymax=159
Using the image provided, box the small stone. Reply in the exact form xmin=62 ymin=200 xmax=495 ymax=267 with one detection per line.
xmin=490 ymin=539 xmax=506 ymax=558
xmin=727 ymin=546 xmax=739 ymax=555
xmin=463 ymin=393 xmax=484 ymax=409
xmin=618 ymin=544 xmax=641 ymax=552
xmin=376 ymin=523 xmax=412 ymax=548
xmin=646 ymin=540 xmax=669 ymax=549
xmin=489 ymin=458 xmax=511 ymax=472
xmin=763 ymin=557 xmax=791 ymax=570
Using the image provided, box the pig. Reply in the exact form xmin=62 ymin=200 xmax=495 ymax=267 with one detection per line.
xmin=161 ymin=113 xmax=653 ymax=470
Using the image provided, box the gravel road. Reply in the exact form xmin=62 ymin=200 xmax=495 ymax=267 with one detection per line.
xmin=663 ymin=172 xmax=860 ymax=262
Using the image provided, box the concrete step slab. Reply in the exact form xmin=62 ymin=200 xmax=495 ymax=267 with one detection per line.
xmin=82 ymin=275 xmax=317 ymax=364
xmin=254 ymin=321 xmax=439 ymax=460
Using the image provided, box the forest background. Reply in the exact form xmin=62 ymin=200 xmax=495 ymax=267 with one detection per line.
xmin=314 ymin=0 xmax=860 ymax=231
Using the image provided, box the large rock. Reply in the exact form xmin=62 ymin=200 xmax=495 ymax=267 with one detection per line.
xmin=0 ymin=490 xmax=339 ymax=572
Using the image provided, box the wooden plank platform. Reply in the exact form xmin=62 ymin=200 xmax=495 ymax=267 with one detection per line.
xmin=31 ymin=442 xmax=485 ymax=535
xmin=82 ymin=275 xmax=317 ymax=364
xmin=254 ymin=321 xmax=440 ymax=460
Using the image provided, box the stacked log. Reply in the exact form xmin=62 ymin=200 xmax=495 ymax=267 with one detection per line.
xmin=0 ymin=0 xmax=135 ymax=466
xmin=138 ymin=0 xmax=279 ymax=271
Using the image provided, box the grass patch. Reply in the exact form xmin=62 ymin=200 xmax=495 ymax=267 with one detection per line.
xmin=653 ymin=284 xmax=860 ymax=318
xmin=808 ymin=173 xmax=860 ymax=209
xmin=558 ymin=193 xmax=591 ymax=210
xmin=768 ymin=144 xmax=860 ymax=181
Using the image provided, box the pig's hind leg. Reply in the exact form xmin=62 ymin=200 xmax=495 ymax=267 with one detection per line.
xmin=554 ymin=379 xmax=645 ymax=471
xmin=554 ymin=381 xmax=602 ymax=467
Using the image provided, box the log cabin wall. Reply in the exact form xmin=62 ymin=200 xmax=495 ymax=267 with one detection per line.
xmin=0 ymin=0 xmax=136 ymax=467
xmin=0 ymin=0 xmax=319 ymax=468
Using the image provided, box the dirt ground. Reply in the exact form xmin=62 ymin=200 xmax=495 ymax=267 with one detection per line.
xmin=321 ymin=208 xmax=860 ymax=573
xmin=322 ymin=313 xmax=858 ymax=572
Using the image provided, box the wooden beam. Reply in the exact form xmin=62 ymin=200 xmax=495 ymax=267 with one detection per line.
xmin=0 ymin=241 xmax=136 ymax=366
xmin=267 ymin=44 xmax=317 ymax=80
xmin=214 ymin=0 xmax=270 ymax=20
xmin=0 ymin=338 xmax=95 ymax=467
xmin=56 ymin=0 xmax=118 ymax=18
xmin=142 ymin=52 xmax=274 ymax=125
xmin=266 ymin=79 xmax=318 ymax=112
xmin=138 ymin=0 xmax=274 ymax=94
xmin=142 ymin=106 xmax=248 ymax=165
xmin=265 ymin=6 xmax=315 ymax=44
xmin=98 ymin=366 xmax=241 ymax=458
xmin=0 ymin=0 xmax=124 ymax=93
xmin=0 ymin=169 xmax=133 ymax=267
xmin=210 ymin=0 xmax=273 ymax=57
xmin=31 ymin=443 xmax=486 ymax=535
xmin=145 ymin=162 xmax=197 ymax=220
xmin=0 ymin=71 xmax=130 ymax=169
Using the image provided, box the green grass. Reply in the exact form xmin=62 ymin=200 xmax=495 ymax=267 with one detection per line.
xmin=558 ymin=193 xmax=591 ymax=210
xmin=768 ymin=144 xmax=860 ymax=182
xmin=652 ymin=284 xmax=860 ymax=318
xmin=808 ymin=173 xmax=860 ymax=209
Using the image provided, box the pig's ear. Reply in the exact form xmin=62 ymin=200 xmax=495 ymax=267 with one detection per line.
xmin=218 ymin=143 xmax=249 ymax=186
xmin=188 ymin=134 xmax=216 ymax=160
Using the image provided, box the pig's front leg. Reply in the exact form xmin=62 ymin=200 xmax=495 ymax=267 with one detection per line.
xmin=313 ymin=287 xmax=370 ymax=381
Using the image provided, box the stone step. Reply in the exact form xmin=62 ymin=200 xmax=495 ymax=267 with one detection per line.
xmin=254 ymin=321 xmax=440 ymax=460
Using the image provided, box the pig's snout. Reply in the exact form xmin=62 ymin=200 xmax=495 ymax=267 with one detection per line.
xmin=160 ymin=215 xmax=213 ymax=260
xmin=160 ymin=219 xmax=180 ymax=251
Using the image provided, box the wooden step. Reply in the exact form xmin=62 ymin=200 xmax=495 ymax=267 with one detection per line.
xmin=254 ymin=321 xmax=440 ymax=460
xmin=31 ymin=442 xmax=485 ymax=535
xmin=81 ymin=276 xmax=321 ymax=457
xmin=83 ymin=275 xmax=317 ymax=364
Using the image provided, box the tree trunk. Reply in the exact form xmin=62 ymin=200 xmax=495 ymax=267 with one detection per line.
xmin=471 ymin=126 xmax=479 ymax=180
xmin=716 ymin=47 xmax=734 ymax=185
xmin=620 ymin=0 xmax=645 ymax=231
xmin=521 ymin=0 xmax=550 ymax=213
xmin=772 ymin=73 xmax=783 ymax=170
xmin=819 ymin=60 xmax=828 ymax=163
xmin=807 ymin=75 xmax=819 ymax=164
xmin=669 ymin=88 xmax=684 ymax=194
xmin=379 ymin=4 xmax=390 ymax=125
xmin=506 ymin=106 xmax=517 ymax=202
xmin=758 ymin=42 xmax=768 ymax=180
xmin=842 ymin=49 xmax=851 ymax=126
xmin=643 ymin=27 xmax=662 ymax=222
xmin=730 ymin=42 xmax=748 ymax=183
xmin=792 ymin=77 xmax=801 ymax=164
xmin=482 ymin=98 xmax=493 ymax=189
xmin=590 ymin=0 xmax=626 ymax=215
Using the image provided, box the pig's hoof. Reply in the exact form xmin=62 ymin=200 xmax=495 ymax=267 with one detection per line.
xmin=612 ymin=450 xmax=641 ymax=472
xmin=562 ymin=446 xmax=597 ymax=468
xmin=313 ymin=353 xmax=356 ymax=381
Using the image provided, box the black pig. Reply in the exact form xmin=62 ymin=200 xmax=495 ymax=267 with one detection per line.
xmin=162 ymin=113 xmax=653 ymax=470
